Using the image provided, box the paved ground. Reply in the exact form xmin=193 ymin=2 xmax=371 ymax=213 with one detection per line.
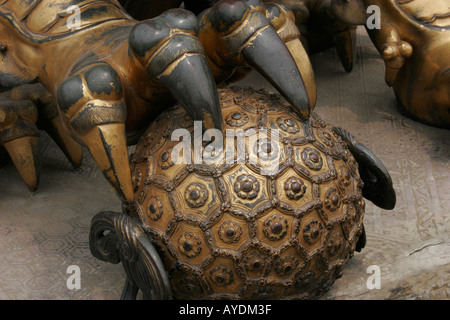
xmin=0 ymin=28 xmax=448 ymax=300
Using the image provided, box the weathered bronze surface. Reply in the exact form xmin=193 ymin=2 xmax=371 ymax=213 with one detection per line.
xmin=331 ymin=0 xmax=450 ymax=128
xmin=0 ymin=0 xmax=314 ymax=202
xmin=94 ymin=86 xmax=395 ymax=299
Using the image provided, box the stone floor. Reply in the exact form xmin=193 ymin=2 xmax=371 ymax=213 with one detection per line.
xmin=0 ymin=28 xmax=448 ymax=300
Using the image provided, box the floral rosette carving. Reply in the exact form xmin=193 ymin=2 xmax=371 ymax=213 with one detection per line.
xmin=234 ymin=174 xmax=260 ymax=200
xmin=284 ymin=176 xmax=307 ymax=200
xmin=264 ymin=215 xmax=288 ymax=241
xmin=301 ymin=147 xmax=323 ymax=170
xmin=303 ymin=220 xmax=324 ymax=245
xmin=218 ymin=221 xmax=243 ymax=244
xmin=225 ymin=111 xmax=249 ymax=127
xmin=185 ymin=183 xmax=208 ymax=208
xmin=178 ymin=232 xmax=202 ymax=258
xmin=148 ymin=195 xmax=163 ymax=221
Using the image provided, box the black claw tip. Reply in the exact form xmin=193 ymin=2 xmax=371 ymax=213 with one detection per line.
xmin=240 ymin=25 xmax=311 ymax=119
xmin=158 ymin=54 xmax=223 ymax=131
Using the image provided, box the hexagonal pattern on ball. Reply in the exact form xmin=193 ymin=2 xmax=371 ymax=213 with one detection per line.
xmin=130 ymin=86 xmax=365 ymax=300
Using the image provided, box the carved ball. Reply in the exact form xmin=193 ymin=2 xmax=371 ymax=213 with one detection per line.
xmin=129 ymin=87 xmax=365 ymax=299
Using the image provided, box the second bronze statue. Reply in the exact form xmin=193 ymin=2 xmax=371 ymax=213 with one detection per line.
xmin=332 ymin=0 xmax=450 ymax=128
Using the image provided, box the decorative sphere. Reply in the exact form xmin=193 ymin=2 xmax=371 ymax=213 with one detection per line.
xmin=129 ymin=87 xmax=365 ymax=299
